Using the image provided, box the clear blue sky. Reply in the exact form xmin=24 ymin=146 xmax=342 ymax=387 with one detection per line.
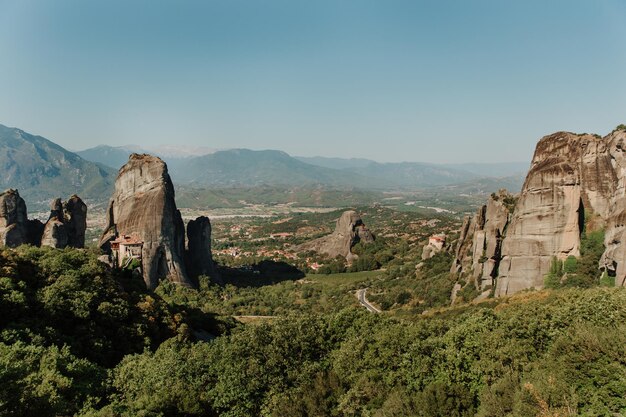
xmin=0 ymin=0 xmax=624 ymax=163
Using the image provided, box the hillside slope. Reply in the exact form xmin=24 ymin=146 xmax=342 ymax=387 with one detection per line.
xmin=166 ymin=148 xmax=389 ymax=188
xmin=0 ymin=124 xmax=115 ymax=208
xmin=81 ymin=147 xmax=492 ymax=190
xmin=77 ymin=144 xmax=217 ymax=170
xmin=76 ymin=145 xmax=143 ymax=171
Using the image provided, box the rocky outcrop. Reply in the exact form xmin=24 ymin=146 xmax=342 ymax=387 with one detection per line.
xmin=99 ymin=154 xmax=193 ymax=289
xmin=299 ymin=210 xmax=375 ymax=261
xmin=453 ymin=127 xmax=626 ymax=297
xmin=65 ymin=195 xmax=87 ymax=248
xmin=0 ymin=189 xmax=87 ymax=249
xmin=0 ymin=189 xmax=49 ymax=247
xmin=0 ymin=189 xmax=33 ymax=247
xmin=41 ymin=199 xmax=68 ymax=248
xmin=451 ymin=190 xmax=514 ymax=291
xmin=41 ymin=195 xmax=88 ymax=249
xmin=421 ymin=245 xmax=437 ymax=260
xmin=496 ymin=132 xmax=615 ymax=296
xmin=186 ymin=216 xmax=220 ymax=284
xmin=600 ymin=130 xmax=626 ymax=284
xmin=422 ymin=235 xmax=446 ymax=260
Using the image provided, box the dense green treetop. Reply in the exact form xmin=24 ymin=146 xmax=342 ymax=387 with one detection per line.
xmin=2 ymin=246 xmax=626 ymax=417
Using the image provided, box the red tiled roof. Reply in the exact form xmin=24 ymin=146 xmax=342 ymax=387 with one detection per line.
xmin=111 ymin=235 xmax=143 ymax=245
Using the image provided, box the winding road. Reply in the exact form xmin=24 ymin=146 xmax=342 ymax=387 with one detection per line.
xmin=356 ymin=288 xmax=381 ymax=313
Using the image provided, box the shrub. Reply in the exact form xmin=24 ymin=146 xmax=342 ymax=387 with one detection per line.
xmin=457 ymin=282 xmax=480 ymax=302
xmin=563 ymin=256 xmax=578 ymax=273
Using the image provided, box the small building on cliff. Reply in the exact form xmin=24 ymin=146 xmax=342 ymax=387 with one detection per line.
xmin=111 ymin=235 xmax=143 ymax=268
xmin=428 ymin=235 xmax=446 ymax=250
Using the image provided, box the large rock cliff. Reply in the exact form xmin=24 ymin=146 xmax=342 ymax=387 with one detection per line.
xmin=299 ymin=210 xmax=375 ymax=261
xmin=99 ymin=154 xmax=193 ymax=289
xmin=453 ymin=127 xmax=626 ymax=297
xmin=496 ymin=132 xmax=616 ymax=295
xmin=451 ymin=189 xmax=514 ymax=291
xmin=600 ymin=129 xmax=626 ymax=285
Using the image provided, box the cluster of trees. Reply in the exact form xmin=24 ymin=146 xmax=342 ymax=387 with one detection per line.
xmin=79 ymin=289 xmax=626 ymax=416
xmin=155 ymin=271 xmax=381 ymax=317
xmin=0 ymin=246 xmax=231 ymax=417
xmin=4 ymin=243 xmax=626 ymax=416
xmin=544 ymin=230 xmax=613 ymax=289
xmin=368 ymin=251 xmax=456 ymax=312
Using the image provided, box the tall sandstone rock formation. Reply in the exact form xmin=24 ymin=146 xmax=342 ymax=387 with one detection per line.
xmin=41 ymin=198 xmax=68 ymax=248
xmin=65 ymin=195 xmax=88 ymax=248
xmin=496 ymin=132 xmax=615 ymax=295
xmin=41 ymin=195 xmax=88 ymax=249
xmin=453 ymin=128 xmax=626 ymax=296
xmin=299 ymin=210 xmax=375 ymax=261
xmin=600 ymin=130 xmax=626 ymax=284
xmin=451 ymin=189 xmax=514 ymax=291
xmin=0 ymin=189 xmax=42 ymax=247
xmin=0 ymin=189 xmax=86 ymax=248
xmin=99 ymin=154 xmax=193 ymax=289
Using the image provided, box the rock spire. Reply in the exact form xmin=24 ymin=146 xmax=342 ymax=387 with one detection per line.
xmin=299 ymin=210 xmax=375 ymax=261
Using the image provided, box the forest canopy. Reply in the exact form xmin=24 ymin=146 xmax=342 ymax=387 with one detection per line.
xmin=1 ymin=246 xmax=626 ymax=416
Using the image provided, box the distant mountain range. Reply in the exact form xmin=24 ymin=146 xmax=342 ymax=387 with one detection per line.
xmin=0 ymin=124 xmax=115 ymax=210
xmin=167 ymin=149 xmax=387 ymax=188
xmin=296 ymin=156 xmax=529 ymax=178
xmin=0 ymin=123 xmax=526 ymax=210
xmin=78 ymin=144 xmax=526 ymax=190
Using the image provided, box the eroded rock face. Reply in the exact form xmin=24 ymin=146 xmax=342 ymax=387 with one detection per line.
xmin=0 ymin=189 xmax=30 ymax=247
xmin=496 ymin=132 xmax=615 ymax=296
xmin=187 ymin=216 xmax=220 ymax=284
xmin=451 ymin=190 xmax=513 ymax=290
xmin=65 ymin=195 xmax=87 ymax=248
xmin=422 ymin=235 xmax=446 ymax=260
xmin=600 ymin=130 xmax=626 ymax=284
xmin=99 ymin=154 xmax=193 ymax=289
xmin=299 ymin=210 xmax=375 ymax=261
xmin=452 ymin=129 xmax=626 ymax=297
xmin=41 ymin=195 xmax=87 ymax=249
xmin=0 ymin=189 xmax=85 ymax=249
xmin=41 ymin=199 xmax=68 ymax=248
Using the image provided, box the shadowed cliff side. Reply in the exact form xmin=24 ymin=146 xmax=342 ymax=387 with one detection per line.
xmin=451 ymin=189 xmax=515 ymax=296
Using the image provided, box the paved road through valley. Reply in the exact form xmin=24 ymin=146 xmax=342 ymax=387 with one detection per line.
xmin=356 ymin=288 xmax=381 ymax=313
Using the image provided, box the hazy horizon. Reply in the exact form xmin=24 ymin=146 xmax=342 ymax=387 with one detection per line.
xmin=1 ymin=1 xmax=625 ymax=163
xmin=73 ymin=141 xmax=530 ymax=165
xmin=2 ymin=121 xmax=532 ymax=165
